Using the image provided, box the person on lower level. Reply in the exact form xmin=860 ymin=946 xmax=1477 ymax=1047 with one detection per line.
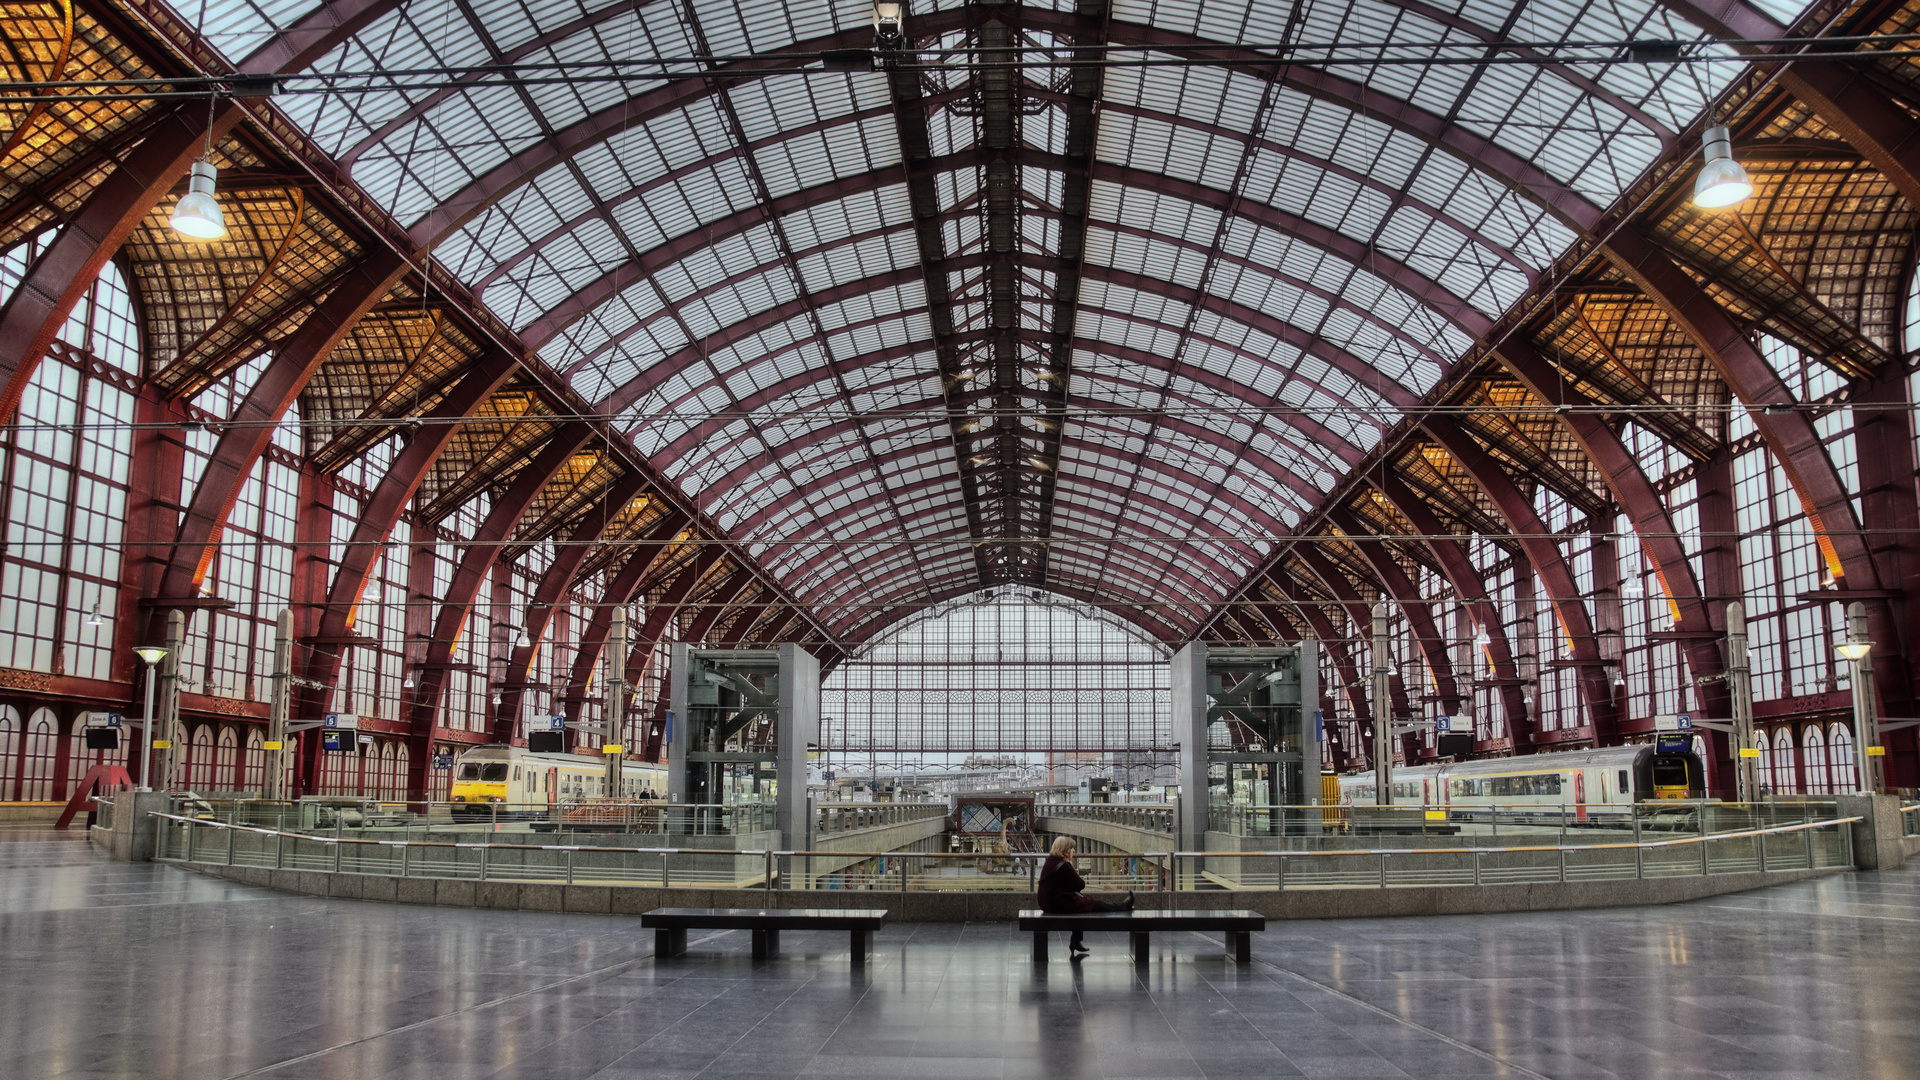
xmin=1036 ymin=835 xmax=1133 ymax=955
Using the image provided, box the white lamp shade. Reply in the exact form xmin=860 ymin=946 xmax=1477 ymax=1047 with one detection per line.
xmin=170 ymin=161 xmax=227 ymax=240
xmin=1836 ymin=641 xmax=1872 ymax=661
xmin=132 ymin=646 xmax=168 ymax=665
xmin=1693 ymin=125 xmax=1752 ymax=209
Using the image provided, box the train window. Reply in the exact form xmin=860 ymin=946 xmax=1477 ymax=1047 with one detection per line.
xmin=481 ymin=763 xmax=508 ymax=782
xmin=1617 ymin=769 xmax=1629 ymax=791
xmin=457 ymin=764 xmax=481 ymax=781
xmin=1651 ymin=758 xmax=1689 ymax=789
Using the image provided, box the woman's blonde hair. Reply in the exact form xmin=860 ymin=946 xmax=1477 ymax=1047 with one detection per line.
xmin=1049 ymin=835 xmax=1076 ymax=858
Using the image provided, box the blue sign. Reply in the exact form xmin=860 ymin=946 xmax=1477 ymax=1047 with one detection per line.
xmin=1656 ymin=733 xmax=1692 ymax=754
xmin=1435 ymin=714 xmax=1452 ymax=733
xmin=1676 ymin=713 xmax=1693 ymax=730
xmin=663 ymin=710 xmax=675 ymax=743
xmin=431 ymin=754 xmax=455 ymax=770
xmin=321 ymin=731 xmax=349 ymax=752
xmin=547 ymin=715 xmax=566 ymax=731
xmin=1313 ymin=710 xmax=1324 ymax=743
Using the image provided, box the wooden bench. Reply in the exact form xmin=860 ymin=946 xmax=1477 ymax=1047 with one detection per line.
xmin=1017 ymin=909 xmax=1265 ymax=964
xmin=641 ymin=907 xmax=889 ymax=962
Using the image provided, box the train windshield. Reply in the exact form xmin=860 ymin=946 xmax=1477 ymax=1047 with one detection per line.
xmin=457 ymin=763 xmax=508 ymax=782
xmin=1650 ymin=758 xmax=1690 ymax=790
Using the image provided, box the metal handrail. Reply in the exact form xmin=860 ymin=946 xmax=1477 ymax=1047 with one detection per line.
xmin=147 ymin=811 xmax=1857 ymax=860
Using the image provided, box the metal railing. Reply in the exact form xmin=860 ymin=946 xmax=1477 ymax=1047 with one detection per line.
xmin=1041 ymin=804 xmax=1176 ymax=834
xmin=149 ymin=811 xmax=1857 ymax=895
xmin=1206 ymin=800 xmax=1838 ymax=844
xmin=1901 ymin=803 xmax=1920 ymax=838
xmin=812 ymin=802 xmax=948 ymax=836
xmin=147 ymin=796 xmax=774 ymax=838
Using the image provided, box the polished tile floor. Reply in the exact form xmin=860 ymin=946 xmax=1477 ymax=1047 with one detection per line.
xmin=2 ymin=823 xmax=1916 ymax=1080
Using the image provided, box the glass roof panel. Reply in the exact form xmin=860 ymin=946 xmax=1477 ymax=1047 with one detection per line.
xmin=249 ymin=0 xmax=1751 ymax=637
xmin=198 ymin=0 xmax=324 ymax=62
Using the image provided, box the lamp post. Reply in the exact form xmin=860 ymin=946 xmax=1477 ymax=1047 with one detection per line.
xmin=1727 ymin=601 xmax=1758 ymax=803
xmin=132 ymin=646 xmax=168 ymax=790
xmin=1834 ymin=601 xmax=1879 ymax=794
xmin=1371 ymin=602 xmax=1392 ymax=806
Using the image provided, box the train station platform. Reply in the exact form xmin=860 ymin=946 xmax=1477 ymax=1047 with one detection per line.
xmin=3 ymin=820 xmax=1915 ymax=1079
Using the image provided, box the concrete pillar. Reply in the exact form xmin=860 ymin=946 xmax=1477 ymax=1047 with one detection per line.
xmin=776 ymin=643 xmax=819 ymax=850
xmin=93 ymin=790 xmax=170 ymax=861
xmin=1835 ymin=793 xmax=1907 ymax=871
xmin=1171 ymin=642 xmax=1207 ymax=852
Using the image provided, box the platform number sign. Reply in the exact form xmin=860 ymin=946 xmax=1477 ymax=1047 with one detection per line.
xmin=1435 ymin=715 xmax=1452 ymax=733
xmin=547 ymin=715 xmax=566 ymax=731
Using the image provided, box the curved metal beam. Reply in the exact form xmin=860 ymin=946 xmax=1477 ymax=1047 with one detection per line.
xmin=1292 ymin=545 xmax=1418 ymax=747
xmin=1420 ymin=415 xmax=1621 ymax=741
xmin=401 ymin=8 xmax=983 ymax=245
xmin=400 ymin=426 xmax=595 ymax=745
xmin=147 ymin=251 xmax=412 ymax=639
xmin=720 ymin=398 xmax=1314 ymax=554
xmin=1368 ymin=471 xmax=1534 ymax=747
xmin=1493 ymin=339 xmax=1730 ymax=712
xmin=1325 ymin=507 xmax=1464 ymax=713
xmin=492 ymin=472 xmax=650 ymax=728
xmin=646 ymin=328 xmax=1368 ymax=478
xmin=566 ymin=179 xmax=1443 ymax=418
xmin=556 ymin=515 xmax=696 ymax=738
xmin=0 ymin=101 xmax=243 ymax=423
xmin=297 ymin=350 xmax=519 ymax=717
xmin=0 ymin=0 xmax=390 ymax=422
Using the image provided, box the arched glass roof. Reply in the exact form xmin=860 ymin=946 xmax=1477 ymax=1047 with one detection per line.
xmin=202 ymin=0 xmax=1749 ymax=640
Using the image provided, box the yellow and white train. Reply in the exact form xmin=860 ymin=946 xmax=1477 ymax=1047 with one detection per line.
xmin=449 ymin=745 xmax=668 ymax=819
xmin=1336 ymin=744 xmax=1705 ymax=823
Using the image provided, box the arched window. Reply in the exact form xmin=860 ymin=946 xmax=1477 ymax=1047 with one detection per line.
xmin=1828 ymin=723 xmax=1857 ymax=793
xmin=395 ymin=742 xmax=415 ymax=801
xmin=20 ymin=709 xmax=57 ymax=801
xmin=242 ymin=729 xmax=264 ymax=793
xmin=379 ymin=742 xmax=399 ymax=800
xmin=215 ymin=727 xmax=238 ymax=792
xmin=0 ymin=706 xmax=16 ymax=800
xmin=319 ymin=745 xmax=352 ymax=796
xmin=1755 ymin=728 xmax=1775 ymax=796
xmin=1803 ymin=726 xmax=1829 ymax=795
xmin=186 ymin=725 xmax=215 ymax=791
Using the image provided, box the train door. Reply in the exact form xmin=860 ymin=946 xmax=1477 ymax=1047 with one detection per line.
xmin=1422 ymin=778 xmax=1431 ymax=807
xmin=1574 ymin=771 xmax=1587 ymax=822
xmin=546 ymin=767 xmax=557 ymax=808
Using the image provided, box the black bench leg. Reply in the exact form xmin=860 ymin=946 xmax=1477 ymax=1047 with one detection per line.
xmin=1132 ymin=931 xmax=1150 ymax=965
xmin=1228 ymin=931 xmax=1250 ymax=963
xmin=1032 ymin=931 xmax=1048 ymax=963
xmin=654 ymin=927 xmax=686 ymax=958
xmin=752 ymin=928 xmax=779 ymax=960
xmin=850 ymin=930 xmax=869 ymax=963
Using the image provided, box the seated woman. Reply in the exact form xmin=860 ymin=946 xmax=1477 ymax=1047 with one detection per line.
xmin=1035 ymin=836 xmax=1134 ymax=955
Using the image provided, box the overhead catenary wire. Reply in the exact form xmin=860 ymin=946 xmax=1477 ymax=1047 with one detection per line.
xmin=5 ymin=30 xmax=1920 ymax=101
